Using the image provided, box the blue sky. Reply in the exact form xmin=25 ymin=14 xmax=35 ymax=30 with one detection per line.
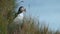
xmin=16 ymin=0 xmax=60 ymax=30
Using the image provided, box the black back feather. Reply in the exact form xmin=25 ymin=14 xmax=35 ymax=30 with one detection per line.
xmin=15 ymin=6 xmax=24 ymax=18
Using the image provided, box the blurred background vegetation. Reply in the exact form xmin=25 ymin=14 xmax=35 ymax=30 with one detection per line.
xmin=0 ymin=0 xmax=15 ymax=34
xmin=0 ymin=0 xmax=60 ymax=34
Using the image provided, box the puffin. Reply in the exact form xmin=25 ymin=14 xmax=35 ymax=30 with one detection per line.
xmin=13 ymin=6 xmax=26 ymax=25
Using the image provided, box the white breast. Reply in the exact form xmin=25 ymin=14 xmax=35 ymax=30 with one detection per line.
xmin=17 ymin=13 xmax=24 ymax=20
xmin=13 ymin=13 xmax=24 ymax=24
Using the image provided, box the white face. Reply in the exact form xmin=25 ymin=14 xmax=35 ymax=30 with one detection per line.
xmin=21 ymin=7 xmax=26 ymax=12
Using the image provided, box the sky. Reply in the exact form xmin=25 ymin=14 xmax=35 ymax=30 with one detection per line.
xmin=16 ymin=0 xmax=60 ymax=31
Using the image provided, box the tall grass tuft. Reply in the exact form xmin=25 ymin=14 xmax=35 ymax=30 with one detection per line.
xmin=0 ymin=0 xmax=15 ymax=34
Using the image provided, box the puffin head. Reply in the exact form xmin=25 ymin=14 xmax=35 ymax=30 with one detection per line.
xmin=17 ymin=6 xmax=26 ymax=14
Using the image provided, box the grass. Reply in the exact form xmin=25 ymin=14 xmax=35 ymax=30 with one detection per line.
xmin=7 ymin=17 xmax=60 ymax=34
